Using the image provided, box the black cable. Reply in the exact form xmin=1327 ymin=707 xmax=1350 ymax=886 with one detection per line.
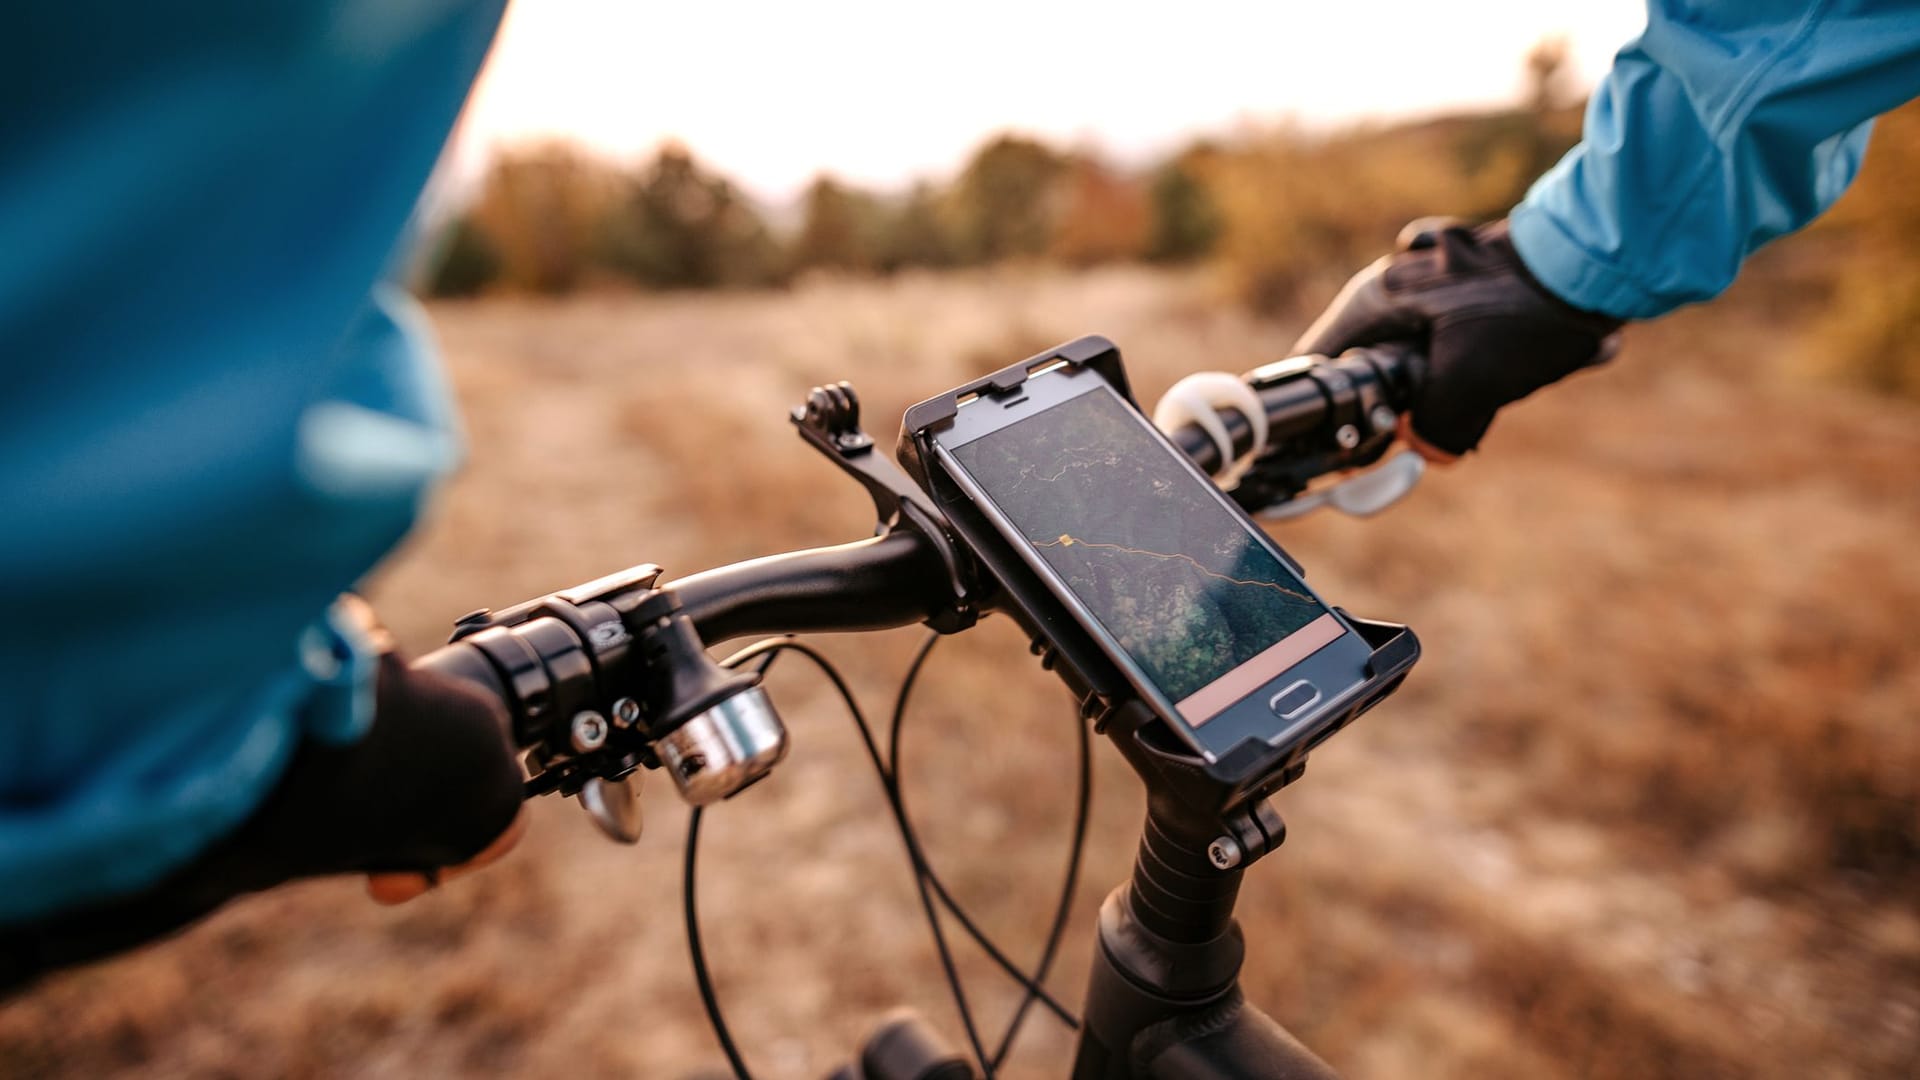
xmin=721 ymin=638 xmax=997 ymax=1078
xmin=886 ymin=632 xmax=1092 ymax=1070
xmin=687 ymin=635 xmax=1087 ymax=1080
xmin=684 ymin=805 xmax=755 ymax=1080
xmin=728 ymin=637 xmax=1079 ymax=1024
xmin=879 ymin=637 xmax=1081 ymax=1029
xmin=987 ymin=665 xmax=1092 ymax=1068
xmin=681 ymin=647 xmax=787 ymax=1080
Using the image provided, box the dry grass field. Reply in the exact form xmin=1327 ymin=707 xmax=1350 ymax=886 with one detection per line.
xmin=3 ymin=264 xmax=1917 ymax=1078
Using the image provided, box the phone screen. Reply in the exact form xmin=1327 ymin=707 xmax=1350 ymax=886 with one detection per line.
xmin=941 ymin=382 xmax=1352 ymax=746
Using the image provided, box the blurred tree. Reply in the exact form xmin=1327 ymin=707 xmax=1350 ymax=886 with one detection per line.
xmin=792 ymin=175 xmax=885 ymax=273
xmin=1445 ymin=37 xmax=1585 ymax=222
xmin=1518 ymin=36 xmax=1585 ymax=192
xmin=1524 ymin=36 xmax=1574 ymax=114
xmin=875 ymin=182 xmax=959 ymax=272
xmin=1050 ymin=154 xmax=1150 ymax=266
xmin=1146 ymin=143 xmax=1223 ymax=263
xmin=422 ymin=214 xmax=502 ymax=297
xmin=428 ymin=36 xmax=1615 ymax=304
xmin=1210 ymin=38 xmax=1590 ymax=313
xmin=946 ymin=134 xmax=1067 ymax=263
xmin=1805 ymin=99 xmax=1920 ymax=398
xmin=471 ymin=143 xmax=617 ymax=293
xmin=1207 ymin=128 xmax=1432 ymax=313
xmin=598 ymin=144 xmax=786 ymax=289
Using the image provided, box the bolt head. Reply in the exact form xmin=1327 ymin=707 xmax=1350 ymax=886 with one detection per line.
xmin=1334 ymin=423 xmax=1362 ymax=450
xmin=610 ymin=697 xmax=642 ymax=729
xmin=1207 ymin=836 xmax=1244 ymax=870
xmin=571 ymin=711 xmax=610 ymax=753
xmin=1369 ymin=405 xmax=1398 ymax=434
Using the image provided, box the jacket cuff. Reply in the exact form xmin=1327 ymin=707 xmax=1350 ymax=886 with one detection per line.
xmin=296 ymin=599 xmax=384 ymax=745
xmin=1509 ymin=202 xmax=1670 ymax=322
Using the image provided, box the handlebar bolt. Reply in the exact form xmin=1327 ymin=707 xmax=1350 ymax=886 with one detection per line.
xmin=610 ymin=697 xmax=642 ymax=730
xmin=1207 ymin=835 xmax=1244 ymax=871
xmin=1334 ymin=423 xmax=1362 ymax=451
xmin=571 ymin=710 xmax=610 ymax=753
xmin=1369 ymin=405 xmax=1398 ymax=435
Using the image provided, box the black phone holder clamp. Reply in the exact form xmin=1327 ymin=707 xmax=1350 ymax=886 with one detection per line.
xmin=895 ymin=336 xmax=1421 ymax=806
xmin=856 ymin=335 xmax=1420 ymax=1078
xmin=792 ymin=380 xmax=980 ymax=635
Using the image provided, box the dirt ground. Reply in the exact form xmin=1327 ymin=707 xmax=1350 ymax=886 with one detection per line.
xmin=4 ymin=266 xmax=1917 ymax=1078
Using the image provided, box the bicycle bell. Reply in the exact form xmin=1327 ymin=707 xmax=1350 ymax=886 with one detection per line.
xmin=629 ymin=590 xmax=789 ymax=805
xmin=652 ymin=684 xmax=787 ymax=805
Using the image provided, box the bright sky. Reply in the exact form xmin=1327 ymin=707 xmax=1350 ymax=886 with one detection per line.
xmin=454 ymin=0 xmax=1649 ymax=202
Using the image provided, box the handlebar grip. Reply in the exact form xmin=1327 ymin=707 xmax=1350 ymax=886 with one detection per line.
xmin=1169 ymin=344 xmax=1425 ymax=476
xmin=413 ymin=641 xmax=509 ymax=702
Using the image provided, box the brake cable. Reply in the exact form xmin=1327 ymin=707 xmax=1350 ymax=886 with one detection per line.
xmin=885 ymin=633 xmax=1093 ymax=1071
xmin=684 ymin=632 xmax=1090 ymax=1079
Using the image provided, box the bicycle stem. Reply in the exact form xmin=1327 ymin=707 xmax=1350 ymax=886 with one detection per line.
xmin=1072 ymin=731 xmax=1339 ymax=1080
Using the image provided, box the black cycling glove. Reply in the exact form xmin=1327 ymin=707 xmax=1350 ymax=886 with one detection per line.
xmin=2 ymin=648 xmax=524 ymax=992
xmin=1293 ymin=218 xmax=1624 ymax=456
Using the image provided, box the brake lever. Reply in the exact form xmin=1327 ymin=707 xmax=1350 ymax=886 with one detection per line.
xmin=1258 ymin=449 xmax=1425 ymax=520
xmin=579 ymin=775 xmax=644 ymax=844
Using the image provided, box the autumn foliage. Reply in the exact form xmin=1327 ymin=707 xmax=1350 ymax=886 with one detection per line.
xmin=422 ymin=44 xmax=1920 ymax=402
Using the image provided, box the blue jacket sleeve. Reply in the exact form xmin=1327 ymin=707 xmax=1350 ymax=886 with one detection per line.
xmin=1510 ymin=0 xmax=1920 ymax=320
xmin=0 ymin=2 xmax=505 ymax=923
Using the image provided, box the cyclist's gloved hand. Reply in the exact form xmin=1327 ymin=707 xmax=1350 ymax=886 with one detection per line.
xmin=357 ymin=646 xmax=530 ymax=905
xmin=2 ymin=602 xmax=527 ymax=989
xmin=1292 ymin=218 xmax=1624 ymax=460
xmin=285 ymin=595 xmax=528 ymax=905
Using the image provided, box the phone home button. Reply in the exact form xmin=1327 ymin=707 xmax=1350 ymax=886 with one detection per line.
xmin=1269 ymin=681 xmax=1321 ymax=720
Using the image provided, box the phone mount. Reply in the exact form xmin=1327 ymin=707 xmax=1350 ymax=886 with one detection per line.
xmin=896 ymin=336 xmax=1420 ymax=810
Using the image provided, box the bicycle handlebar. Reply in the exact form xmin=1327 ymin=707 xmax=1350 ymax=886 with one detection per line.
xmin=414 ymin=344 xmax=1424 ymax=758
xmin=668 ymin=342 xmax=1424 ymax=648
xmin=666 ymin=531 xmax=951 ymax=646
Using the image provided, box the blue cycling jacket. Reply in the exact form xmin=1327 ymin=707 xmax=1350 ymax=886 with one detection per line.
xmin=3 ymin=0 xmax=1917 ymax=925
xmin=1512 ymin=0 xmax=1920 ymax=319
xmin=0 ymin=1 xmax=506 ymax=924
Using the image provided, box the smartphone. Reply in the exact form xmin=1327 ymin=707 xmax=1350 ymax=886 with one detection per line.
xmin=929 ymin=361 xmax=1376 ymax=765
